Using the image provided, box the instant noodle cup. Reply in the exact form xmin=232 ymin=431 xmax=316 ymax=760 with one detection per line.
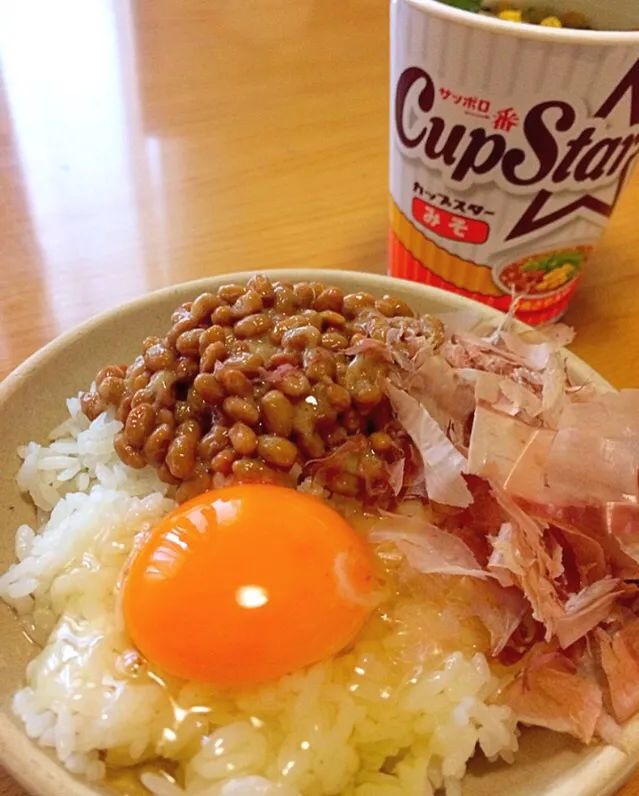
xmin=389 ymin=0 xmax=639 ymax=324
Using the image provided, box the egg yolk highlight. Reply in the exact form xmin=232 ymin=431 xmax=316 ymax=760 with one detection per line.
xmin=122 ymin=485 xmax=376 ymax=687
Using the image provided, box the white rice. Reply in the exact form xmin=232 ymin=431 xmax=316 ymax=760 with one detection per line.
xmin=0 ymin=397 xmax=519 ymax=795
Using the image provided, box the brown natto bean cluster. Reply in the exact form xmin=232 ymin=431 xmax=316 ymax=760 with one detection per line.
xmin=81 ymin=276 xmax=442 ymax=504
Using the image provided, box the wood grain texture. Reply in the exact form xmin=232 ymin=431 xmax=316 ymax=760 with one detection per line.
xmin=0 ymin=0 xmax=638 ymax=794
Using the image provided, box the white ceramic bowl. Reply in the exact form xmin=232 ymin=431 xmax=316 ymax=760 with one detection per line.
xmin=1 ymin=270 xmax=637 ymax=796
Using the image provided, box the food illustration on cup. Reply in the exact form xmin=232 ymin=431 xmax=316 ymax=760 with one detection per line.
xmin=496 ymin=245 xmax=591 ymax=299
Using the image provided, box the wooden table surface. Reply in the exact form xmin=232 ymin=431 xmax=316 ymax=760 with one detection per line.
xmin=1 ymin=1 xmax=639 ymax=795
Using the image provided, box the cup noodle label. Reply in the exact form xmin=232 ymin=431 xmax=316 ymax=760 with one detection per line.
xmin=389 ymin=0 xmax=639 ymax=323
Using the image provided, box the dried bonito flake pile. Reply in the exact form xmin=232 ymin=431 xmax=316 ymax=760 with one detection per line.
xmin=83 ymin=276 xmax=639 ymax=745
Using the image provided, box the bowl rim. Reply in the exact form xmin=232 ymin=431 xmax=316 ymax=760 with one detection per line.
xmin=0 ymin=269 xmax=610 ymax=401
xmin=0 ymin=270 xmax=620 ymax=796
xmin=402 ymin=0 xmax=639 ymax=44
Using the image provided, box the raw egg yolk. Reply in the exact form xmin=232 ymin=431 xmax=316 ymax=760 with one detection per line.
xmin=122 ymin=485 xmax=376 ymax=687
